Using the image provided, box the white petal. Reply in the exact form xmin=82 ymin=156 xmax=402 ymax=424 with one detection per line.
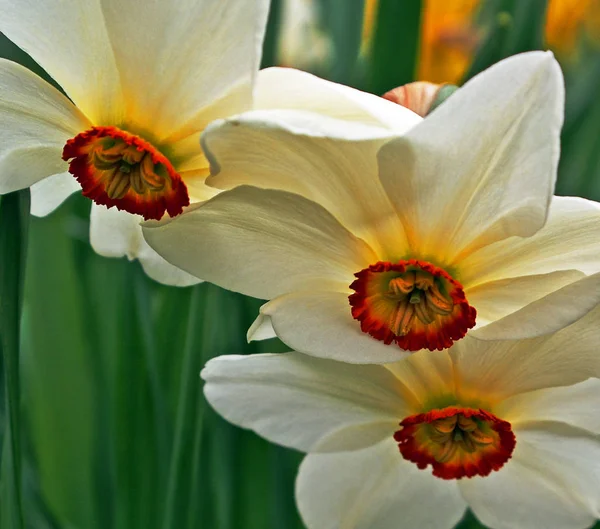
xmin=385 ymin=350 xmax=456 ymax=410
xmin=461 ymin=196 xmax=600 ymax=286
xmin=258 ymin=291 xmax=408 ymax=364
xmin=201 ymin=353 xmax=406 ymax=453
xmin=90 ymin=205 xmax=199 ymax=287
xmin=30 ymin=172 xmax=80 ymax=217
xmin=254 ymin=67 xmax=422 ymax=133
xmin=459 ymin=426 xmax=600 ymax=528
xmin=377 ymin=51 xmax=563 ymax=263
xmin=143 ymin=186 xmax=376 ymax=299
xmin=0 ymin=0 xmax=123 ymax=124
xmin=246 ymin=312 xmax=277 ymax=341
xmin=101 ymin=0 xmax=269 ymax=139
xmin=202 ymin=110 xmax=409 ymax=256
xmin=466 ymin=269 xmax=583 ymax=328
xmin=0 ymin=60 xmax=90 ymax=194
xmin=471 ymin=271 xmax=600 ymax=340
xmin=499 ymin=378 xmax=600 ymax=436
xmin=296 ymin=439 xmax=467 ymax=529
xmin=450 ymin=306 xmax=600 ymax=401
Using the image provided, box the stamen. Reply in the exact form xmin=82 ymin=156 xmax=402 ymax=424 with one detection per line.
xmin=63 ymin=126 xmax=189 ymax=221
xmin=389 ymin=274 xmax=415 ymax=295
xmin=394 ymin=406 xmax=515 ymax=479
xmin=349 ymin=259 xmax=476 ymax=351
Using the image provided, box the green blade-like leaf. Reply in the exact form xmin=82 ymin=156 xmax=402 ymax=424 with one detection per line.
xmin=21 ymin=202 xmax=96 ymax=529
xmin=367 ymin=0 xmax=422 ymax=94
xmin=0 ymin=189 xmax=30 ymax=529
xmin=261 ymin=0 xmax=283 ymax=68
xmin=465 ymin=0 xmax=548 ymax=80
xmin=321 ymin=0 xmax=365 ymax=85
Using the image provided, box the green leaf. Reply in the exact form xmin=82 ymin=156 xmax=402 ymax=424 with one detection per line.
xmin=0 ymin=190 xmax=30 ymax=529
xmin=261 ymin=0 xmax=283 ymax=68
xmin=367 ymin=0 xmax=422 ymax=94
xmin=465 ymin=0 xmax=548 ymax=80
xmin=21 ymin=201 xmax=96 ymax=529
xmin=163 ymin=285 xmax=251 ymax=529
xmin=321 ymin=0 xmax=365 ymax=85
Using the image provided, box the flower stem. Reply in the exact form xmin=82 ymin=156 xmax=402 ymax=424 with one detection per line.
xmin=0 ymin=189 xmax=30 ymax=529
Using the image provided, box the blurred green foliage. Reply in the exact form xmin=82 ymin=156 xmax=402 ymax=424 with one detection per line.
xmin=1 ymin=1 xmax=600 ymax=528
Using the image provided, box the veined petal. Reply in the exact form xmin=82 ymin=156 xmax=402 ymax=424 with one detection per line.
xmin=459 ymin=427 xmax=600 ymax=529
xmin=466 ymin=269 xmax=583 ymax=328
xmin=378 ymin=51 xmax=563 ymax=263
xmin=90 ymin=205 xmax=199 ymax=287
xmin=0 ymin=59 xmax=90 ymax=194
xmin=30 ymin=172 xmax=81 ymax=217
xmin=178 ymin=168 xmax=218 ymax=203
xmin=101 ymin=0 xmax=269 ymax=140
xmin=499 ymin=379 xmax=600 ymax=436
xmin=255 ymin=291 xmax=407 ymax=364
xmin=451 ymin=306 xmax=600 ymax=402
xmin=201 ymin=353 xmax=406 ymax=453
xmin=0 ymin=0 xmax=124 ymax=124
xmin=471 ymin=271 xmax=600 ymax=340
xmin=385 ymin=350 xmax=456 ymax=412
xmin=296 ymin=439 xmax=466 ymax=529
xmin=461 ymin=196 xmax=600 ymax=287
xmin=202 ymin=110 xmax=410 ymax=256
xmin=254 ymin=67 xmax=423 ymax=133
xmin=143 ymin=186 xmax=376 ymax=299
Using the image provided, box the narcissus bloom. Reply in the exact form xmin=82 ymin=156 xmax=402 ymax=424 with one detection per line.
xmin=144 ymin=52 xmax=600 ymax=363
xmin=0 ymin=0 xmax=416 ymax=285
xmin=202 ymin=308 xmax=600 ymax=529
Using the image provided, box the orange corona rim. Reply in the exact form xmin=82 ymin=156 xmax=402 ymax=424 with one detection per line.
xmin=394 ymin=406 xmax=516 ymax=480
xmin=62 ymin=126 xmax=190 ymax=221
xmin=349 ymin=259 xmax=476 ymax=351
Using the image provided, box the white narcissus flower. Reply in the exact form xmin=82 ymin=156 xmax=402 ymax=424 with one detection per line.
xmin=0 ymin=0 xmax=420 ymax=286
xmin=202 ymin=308 xmax=600 ymax=529
xmin=144 ymin=51 xmax=600 ymax=361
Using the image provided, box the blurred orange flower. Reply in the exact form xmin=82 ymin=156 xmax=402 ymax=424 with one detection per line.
xmin=364 ymin=0 xmax=600 ymax=87
xmin=417 ymin=0 xmax=480 ymax=84
xmin=546 ymin=0 xmax=600 ymax=58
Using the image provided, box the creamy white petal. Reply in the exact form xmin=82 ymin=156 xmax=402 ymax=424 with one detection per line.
xmin=143 ymin=186 xmax=375 ymax=299
xmin=257 ymin=291 xmax=408 ymax=364
xmin=90 ymin=205 xmax=199 ymax=287
xmin=254 ymin=67 xmax=423 ymax=132
xmin=30 ymin=172 xmax=81 ymax=217
xmin=378 ymin=51 xmax=563 ymax=263
xmin=471 ymin=271 xmax=600 ymax=340
xmin=466 ymin=269 xmax=583 ymax=328
xmin=385 ymin=350 xmax=456 ymax=411
xmin=101 ymin=0 xmax=269 ymax=140
xmin=499 ymin=378 xmax=600 ymax=436
xmin=0 ymin=0 xmax=123 ymax=124
xmin=246 ymin=312 xmax=277 ymax=341
xmin=297 ymin=439 xmax=467 ymax=529
xmin=202 ymin=110 xmax=409 ymax=256
xmin=201 ymin=353 xmax=405 ymax=453
xmin=459 ymin=426 xmax=600 ymax=528
xmin=0 ymin=60 xmax=90 ymax=194
xmin=451 ymin=306 xmax=600 ymax=401
xmin=461 ymin=196 xmax=600 ymax=286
